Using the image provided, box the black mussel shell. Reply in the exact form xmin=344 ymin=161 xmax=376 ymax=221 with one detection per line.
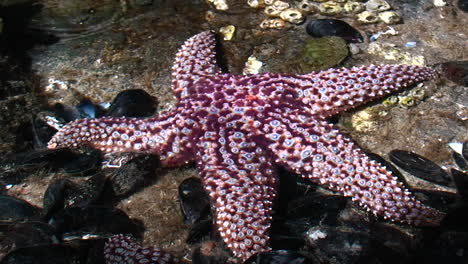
xmin=186 ymin=219 xmax=213 ymax=244
xmin=50 ymin=206 xmax=143 ymax=238
xmin=245 ymin=250 xmax=317 ymax=264
xmin=0 ymin=195 xmax=42 ymax=222
xmin=1 ymin=244 xmax=81 ymax=264
xmin=366 ymin=152 xmax=408 ymax=185
xmin=270 ymin=218 xmax=312 ymax=251
xmin=31 ymin=114 xmax=59 ymax=149
xmin=440 ymin=61 xmax=468 ymax=86
xmin=305 ymin=225 xmax=409 ymax=264
xmin=2 ymin=149 xmax=75 ymax=169
xmin=451 ymin=169 xmax=468 ymax=202
xmin=75 ymin=99 xmax=103 ymax=119
xmin=43 ymin=179 xmax=75 ymax=219
xmin=62 ymin=149 xmax=101 ymax=176
xmin=43 ymin=174 xmax=105 ymax=219
xmin=442 ymin=203 xmax=468 ymax=231
xmin=415 ymin=230 xmax=468 ymax=264
xmin=106 ymin=154 xmax=157 ymax=197
xmin=415 ymin=189 xmax=457 ymax=213
xmin=51 ymin=103 xmax=82 ymax=123
xmin=452 ymin=152 xmax=468 ymax=171
xmin=463 ymin=142 xmax=468 ymax=161
xmin=284 ymin=193 xmax=347 ymax=222
xmin=179 ymin=177 xmax=211 ymax=225
xmin=458 ymin=0 xmax=468 ymax=12
xmin=0 ymin=221 xmax=57 ymax=259
xmin=389 ymin=150 xmax=451 ymax=185
xmin=306 ymin=19 xmax=363 ymax=43
xmin=106 ymin=89 xmax=157 ymax=118
xmin=2 ymin=149 xmax=99 ymax=176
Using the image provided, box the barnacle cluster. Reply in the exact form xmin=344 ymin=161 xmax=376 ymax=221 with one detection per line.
xmin=245 ymin=0 xmax=401 ymax=29
xmin=382 ymin=83 xmax=426 ymax=108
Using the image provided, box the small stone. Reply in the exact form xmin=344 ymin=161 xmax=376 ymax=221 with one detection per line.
xmin=433 ymin=0 xmax=447 ymax=6
xmin=247 ymin=0 xmax=265 ymax=8
xmin=365 ymin=0 xmax=391 ymax=12
xmin=219 ymin=25 xmax=235 ymax=41
xmin=206 ymin=0 xmax=228 ymax=10
xmin=378 ymin=11 xmax=401 ymax=24
xmin=243 ymin=56 xmax=263 ymax=74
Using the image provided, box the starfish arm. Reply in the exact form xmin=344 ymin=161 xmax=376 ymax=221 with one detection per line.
xmin=104 ymin=234 xmax=176 ymax=264
xmin=196 ymin=126 xmax=278 ymax=261
xmin=47 ymin=110 xmax=196 ymax=166
xmin=259 ymin=109 xmax=445 ymax=226
xmin=171 ymin=31 xmax=222 ymax=99
xmin=297 ymin=64 xmax=437 ymax=118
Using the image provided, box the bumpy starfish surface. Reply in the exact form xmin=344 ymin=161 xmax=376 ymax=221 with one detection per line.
xmin=48 ymin=31 xmax=445 ymax=261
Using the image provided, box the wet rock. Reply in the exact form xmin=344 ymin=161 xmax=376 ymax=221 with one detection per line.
xmin=245 ymin=250 xmax=317 ymax=264
xmin=179 ymin=177 xmax=211 ymax=225
xmin=106 ymin=89 xmax=157 ymax=118
xmin=389 ymin=150 xmax=451 ymax=185
xmin=298 ymin=36 xmax=349 ymax=73
xmin=29 ymin=0 xmax=123 ymax=39
xmin=306 ymin=19 xmax=363 ymax=43
xmin=440 ymin=61 xmax=468 ymax=86
xmin=0 ymin=195 xmax=42 ymax=222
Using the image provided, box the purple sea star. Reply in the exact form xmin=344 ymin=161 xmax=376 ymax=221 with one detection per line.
xmin=48 ymin=31 xmax=445 ymax=261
